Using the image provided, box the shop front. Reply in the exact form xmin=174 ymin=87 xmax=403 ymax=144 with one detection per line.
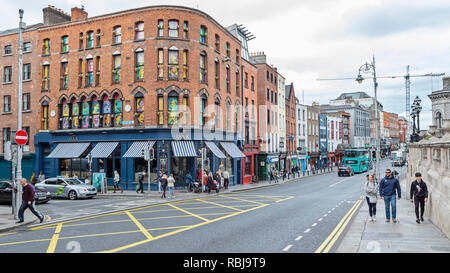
xmin=242 ymin=145 xmax=258 ymax=184
xmin=34 ymin=128 xmax=243 ymax=190
xmin=328 ymin=153 xmax=335 ymax=167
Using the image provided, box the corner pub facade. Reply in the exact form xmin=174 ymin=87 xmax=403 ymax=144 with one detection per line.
xmin=34 ymin=5 xmax=247 ymax=190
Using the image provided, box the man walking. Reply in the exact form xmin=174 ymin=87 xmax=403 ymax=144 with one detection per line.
xmin=379 ymin=169 xmax=402 ymax=223
xmin=410 ymin=172 xmax=428 ymax=224
xmin=222 ymin=169 xmax=230 ymax=190
xmin=16 ymin=178 xmax=44 ymax=224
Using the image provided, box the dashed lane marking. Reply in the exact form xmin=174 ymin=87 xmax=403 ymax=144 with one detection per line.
xmin=283 ymin=245 xmax=293 ymax=252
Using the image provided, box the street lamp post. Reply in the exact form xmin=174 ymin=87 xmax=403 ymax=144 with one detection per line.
xmin=410 ymin=96 xmax=422 ymax=143
xmin=356 ymin=56 xmax=380 ymax=179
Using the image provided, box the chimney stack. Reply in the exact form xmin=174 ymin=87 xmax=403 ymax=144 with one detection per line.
xmin=43 ymin=5 xmax=71 ymax=26
xmin=71 ymin=6 xmax=88 ymax=21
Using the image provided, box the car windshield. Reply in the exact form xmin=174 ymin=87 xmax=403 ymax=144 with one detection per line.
xmin=65 ymin=178 xmax=83 ymax=185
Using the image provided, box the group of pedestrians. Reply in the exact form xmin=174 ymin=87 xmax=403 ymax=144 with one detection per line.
xmin=364 ymin=168 xmax=428 ymax=224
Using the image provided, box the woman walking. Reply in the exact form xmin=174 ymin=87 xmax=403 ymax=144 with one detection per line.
xmin=113 ymin=170 xmax=123 ymax=193
xmin=207 ymin=172 xmax=214 ymax=194
xmin=365 ymin=174 xmax=379 ymax=221
xmin=160 ymin=173 xmax=168 ymax=198
xmin=167 ymin=174 xmax=176 ymax=198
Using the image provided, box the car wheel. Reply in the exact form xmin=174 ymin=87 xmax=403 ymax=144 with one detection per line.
xmin=68 ymin=190 xmax=77 ymax=200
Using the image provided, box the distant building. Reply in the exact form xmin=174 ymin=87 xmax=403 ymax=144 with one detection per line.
xmin=296 ymin=98 xmax=308 ymax=171
xmin=307 ymin=105 xmax=320 ymax=169
xmin=285 ymin=83 xmax=297 ymax=171
xmin=325 ymin=114 xmax=343 ymax=166
xmin=319 ymin=114 xmax=328 ymax=168
xmin=320 ymin=104 xmax=370 ymax=148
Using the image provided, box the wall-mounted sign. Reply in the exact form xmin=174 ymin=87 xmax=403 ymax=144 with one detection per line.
xmin=124 ymin=104 xmax=132 ymax=113
xmin=122 ymin=120 xmax=134 ymax=125
xmin=50 ymin=110 xmax=56 ymax=117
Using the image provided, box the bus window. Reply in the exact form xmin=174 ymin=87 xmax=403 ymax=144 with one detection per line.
xmin=345 ymin=151 xmax=358 ymax=157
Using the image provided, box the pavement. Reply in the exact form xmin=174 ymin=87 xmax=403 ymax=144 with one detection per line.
xmin=0 ymin=169 xmax=332 ymax=234
xmin=335 ymin=179 xmax=450 ymax=253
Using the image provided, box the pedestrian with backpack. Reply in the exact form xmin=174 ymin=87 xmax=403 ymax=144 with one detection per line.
xmin=136 ymin=172 xmax=145 ymax=194
xmin=410 ymin=172 xmax=429 ymax=224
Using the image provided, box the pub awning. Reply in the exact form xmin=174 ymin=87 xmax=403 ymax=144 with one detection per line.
xmin=47 ymin=143 xmax=91 ymax=159
xmin=220 ymin=142 xmax=245 ymax=158
xmin=172 ymin=141 xmax=197 ymax=157
xmin=205 ymin=142 xmax=226 ymax=159
xmin=89 ymin=142 xmax=119 ymax=158
xmin=123 ymin=141 xmax=155 ymax=158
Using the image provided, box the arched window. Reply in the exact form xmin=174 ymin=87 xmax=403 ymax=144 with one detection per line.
xmin=43 ymin=38 xmax=50 ymax=55
xmin=60 ymin=98 xmax=70 ymax=129
xmin=181 ymin=94 xmax=189 ymax=125
xmin=157 ymin=95 xmax=164 ymax=126
xmin=226 ymin=100 xmax=231 ymax=131
xmin=102 ymin=95 xmax=112 ymax=127
xmin=92 ymin=95 xmax=101 ymax=128
xmin=168 ymin=91 xmax=179 ymax=125
xmin=214 ymin=96 xmax=221 ymax=130
xmin=215 ymin=34 xmax=220 ymax=51
xmin=436 ymin=112 xmax=443 ymax=129
xmin=135 ymin=92 xmax=145 ymax=126
xmin=81 ymin=96 xmax=90 ymax=128
xmin=113 ymin=93 xmax=122 ymax=127
xmin=71 ymin=97 xmax=80 ymax=129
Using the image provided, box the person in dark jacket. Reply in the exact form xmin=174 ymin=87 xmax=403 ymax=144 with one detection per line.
xmin=379 ymin=169 xmax=402 ymax=223
xmin=207 ymin=172 xmax=214 ymax=194
xmin=160 ymin=174 xmax=168 ymax=198
xmin=17 ymin=178 xmax=44 ymax=224
xmin=137 ymin=172 xmax=145 ymax=194
xmin=213 ymin=171 xmax=221 ymax=189
xmin=410 ymin=172 xmax=429 ymax=224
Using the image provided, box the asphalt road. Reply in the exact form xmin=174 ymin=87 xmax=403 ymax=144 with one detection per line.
xmin=0 ymin=159 xmax=405 ymax=253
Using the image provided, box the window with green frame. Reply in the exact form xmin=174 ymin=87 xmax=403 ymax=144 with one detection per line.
xmin=135 ymin=50 xmax=144 ymax=81
xmin=61 ymin=36 xmax=68 ymax=52
xmin=86 ymin=31 xmax=94 ymax=48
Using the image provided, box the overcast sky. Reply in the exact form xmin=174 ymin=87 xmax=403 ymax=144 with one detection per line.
xmin=3 ymin=0 xmax=449 ymax=128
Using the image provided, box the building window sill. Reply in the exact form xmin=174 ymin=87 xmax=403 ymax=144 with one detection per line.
xmin=23 ymin=79 xmax=32 ymax=83
xmin=3 ymin=81 xmax=12 ymax=85
xmin=22 ymin=110 xmax=32 ymax=113
xmin=2 ymin=112 xmax=12 ymax=115
xmin=2 ymin=54 xmax=13 ymax=57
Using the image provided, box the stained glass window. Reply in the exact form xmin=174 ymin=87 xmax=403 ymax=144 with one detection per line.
xmin=135 ymin=22 xmax=144 ymax=40
xmin=136 ymin=51 xmax=144 ymax=80
xmin=136 ymin=97 xmax=145 ymax=126
xmin=86 ymin=59 xmax=94 ymax=87
xmin=157 ymin=49 xmax=164 ymax=79
xmin=168 ymin=96 xmax=178 ymax=125
xmin=72 ymin=99 xmax=79 ymax=129
xmin=62 ymin=99 xmax=70 ymax=129
xmin=114 ymin=94 xmax=122 ymax=127
xmin=103 ymin=97 xmax=112 ymax=127
xmin=42 ymin=104 xmax=49 ymax=130
xmin=168 ymin=50 xmax=179 ymax=80
xmin=92 ymin=96 xmax=100 ymax=128
xmin=81 ymin=97 xmax=90 ymax=128
xmin=168 ymin=20 xmax=179 ymax=38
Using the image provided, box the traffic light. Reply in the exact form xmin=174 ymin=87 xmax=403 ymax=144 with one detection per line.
xmin=149 ymin=148 xmax=154 ymax=160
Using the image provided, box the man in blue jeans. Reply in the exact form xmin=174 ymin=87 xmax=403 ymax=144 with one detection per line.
xmin=379 ymin=169 xmax=402 ymax=223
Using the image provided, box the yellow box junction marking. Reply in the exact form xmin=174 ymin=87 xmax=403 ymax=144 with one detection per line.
xmin=46 ymin=223 xmax=63 ymax=253
xmin=125 ymin=211 xmax=153 ymax=240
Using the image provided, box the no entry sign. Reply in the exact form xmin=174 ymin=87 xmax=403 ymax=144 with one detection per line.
xmin=14 ymin=130 xmax=28 ymax=145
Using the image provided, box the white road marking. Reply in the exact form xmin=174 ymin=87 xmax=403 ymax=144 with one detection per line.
xmin=283 ymin=245 xmax=293 ymax=252
xmin=318 ymin=218 xmax=323 ymax=222
xmin=305 ymin=228 xmax=311 ymax=233
xmin=312 ymin=223 xmax=317 ymax=227
xmin=328 ymin=211 xmax=332 ymax=213
xmin=324 ymin=214 xmax=328 ymax=217
xmin=295 ymin=236 xmax=303 ymax=241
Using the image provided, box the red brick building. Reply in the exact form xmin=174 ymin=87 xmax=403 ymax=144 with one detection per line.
xmin=27 ymin=5 xmax=247 ymax=188
xmin=285 ymin=83 xmax=297 ymax=170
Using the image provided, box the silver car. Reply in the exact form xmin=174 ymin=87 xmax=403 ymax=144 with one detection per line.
xmin=36 ymin=177 xmax=97 ymax=200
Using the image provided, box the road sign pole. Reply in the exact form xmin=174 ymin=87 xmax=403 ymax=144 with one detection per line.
xmin=15 ymin=9 xmax=25 ymax=219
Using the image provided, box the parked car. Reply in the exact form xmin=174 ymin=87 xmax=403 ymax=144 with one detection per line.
xmin=338 ymin=165 xmax=354 ymax=177
xmin=36 ymin=177 xmax=97 ymax=200
xmin=35 ymin=185 xmax=52 ymax=204
xmin=0 ymin=180 xmax=51 ymax=204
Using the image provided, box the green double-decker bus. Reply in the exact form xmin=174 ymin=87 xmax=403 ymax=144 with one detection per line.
xmin=343 ymin=149 xmax=369 ymax=173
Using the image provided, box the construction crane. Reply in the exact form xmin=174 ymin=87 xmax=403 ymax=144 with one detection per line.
xmin=317 ymin=66 xmax=444 ymax=137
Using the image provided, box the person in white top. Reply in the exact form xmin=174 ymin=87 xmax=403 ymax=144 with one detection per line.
xmin=113 ymin=170 xmax=123 ymax=193
xmin=167 ymin=174 xmax=175 ymax=198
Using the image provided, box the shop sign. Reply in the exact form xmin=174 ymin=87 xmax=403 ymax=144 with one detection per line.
xmin=122 ymin=120 xmax=134 ymax=125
